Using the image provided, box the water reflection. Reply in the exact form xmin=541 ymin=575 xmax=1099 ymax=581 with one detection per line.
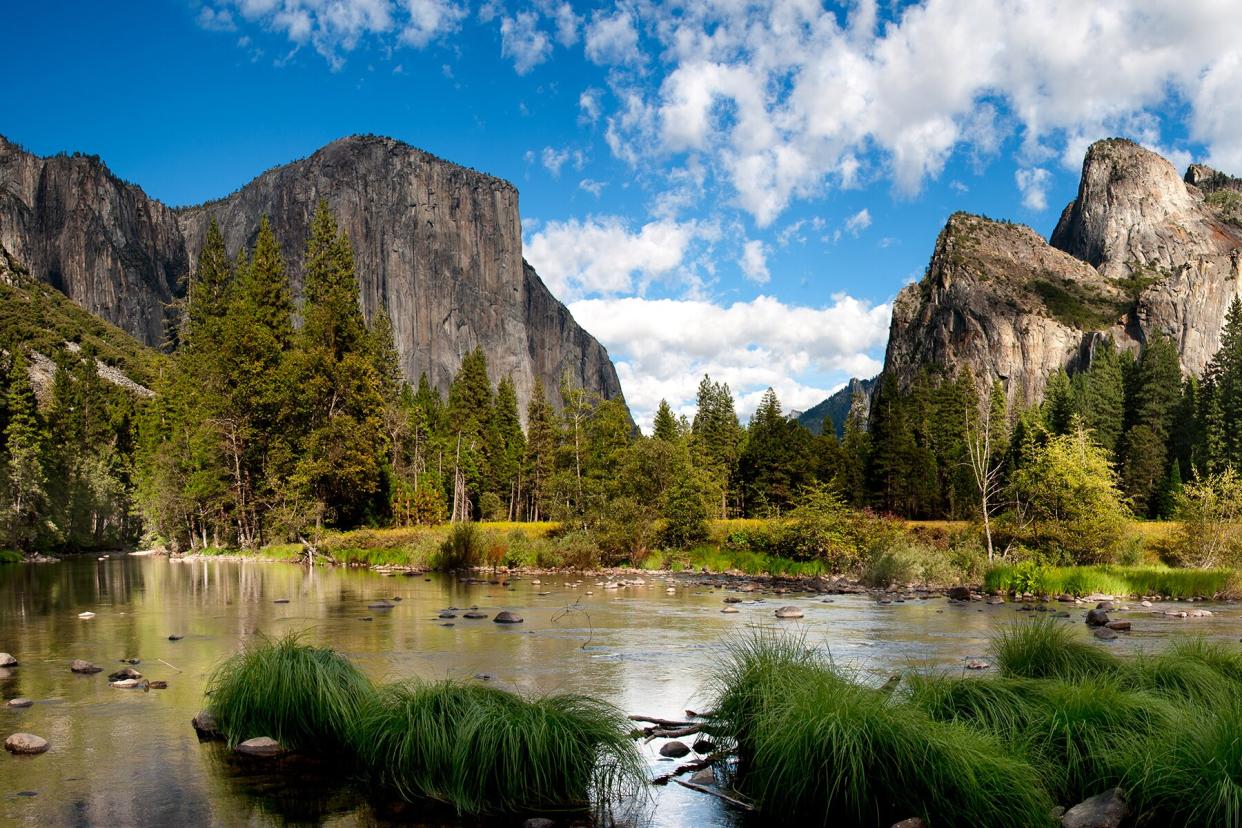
xmin=2 ymin=557 xmax=1237 ymax=826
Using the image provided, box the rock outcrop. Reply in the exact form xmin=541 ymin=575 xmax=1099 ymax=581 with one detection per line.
xmin=884 ymin=138 xmax=1242 ymax=406
xmin=797 ymin=376 xmax=876 ymax=437
xmin=0 ymin=135 xmax=626 ymax=415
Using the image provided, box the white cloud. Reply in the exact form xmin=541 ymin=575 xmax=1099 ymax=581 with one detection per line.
xmin=579 ymin=88 xmax=603 ymax=124
xmin=552 ymin=2 xmax=580 ymax=47
xmin=541 ymin=146 xmax=570 ymax=176
xmin=525 ymin=216 xmax=702 ymax=299
xmin=579 ymin=179 xmax=606 ymax=197
xmin=592 ymin=0 xmax=1242 ymax=226
xmin=1015 ymin=167 xmax=1052 ymax=211
xmin=584 ymin=9 xmax=640 ymax=66
xmin=501 ymin=11 xmax=552 ymax=75
xmin=208 ymin=0 xmax=461 ymax=64
xmin=844 ymin=208 xmax=872 ymax=236
xmin=739 ymin=239 xmax=770 ymax=284
xmin=569 ymin=295 xmax=891 ymax=431
xmin=197 ymin=6 xmax=237 ymax=31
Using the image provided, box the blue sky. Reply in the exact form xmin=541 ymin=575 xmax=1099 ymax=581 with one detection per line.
xmin=5 ymin=1 xmax=1237 ymax=431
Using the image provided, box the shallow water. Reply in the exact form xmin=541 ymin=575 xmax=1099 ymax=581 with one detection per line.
xmin=0 ymin=556 xmax=1237 ymax=827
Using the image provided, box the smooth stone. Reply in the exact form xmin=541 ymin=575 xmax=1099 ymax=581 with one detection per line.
xmin=965 ymin=659 xmax=990 ymax=670
xmin=120 ymin=657 xmax=140 ymax=665
xmin=722 ymin=597 xmax=743 ymax=604
xmin=0 ymin=653 xmax=17 ymax=667
xmin=659 ymin=740 xmax=691 ymax=758
xmin=167 ymin=635 xmax=183 ymax=641
xmin=1061 ymin=787 xmax=1129 ymax=828
xmin=946 ymin=586 xmax=972 ymax=601
xmin=1085 ymin=608 xmax=1110 ymax=627
xmin=493 ymin=611 xmax=524 ymax=624
xmin=368 ymin=601 xmax=395 ymax=609
xmin=70 ymin=660 xmax=101 ymax=674
xmin=234 ymin=736 xmax=283 ymax=758
xmin=148 ymin=681 xmax=168 ymax=690
xmin=4 ymin=733 xmax=49 ymax=755
xmin=774 ymin=606 xmax=804 ymax=619
xmin=109 ymin=678 xmax=143 ymax=689
xmin=1096 ymin=601 xmax=1115 ymax=611
xmin=77 ymin=612 xmax=95 ymax=619
xmin=1093 ymin=627 xmax=1119 ymax=641
xmin=692 ymin=737 xmax=714 ymax=753
xmin=1104 ymin=620 xmax=1131 ymax=631
xmin=1189 ymin=609 xmax=1214 ymax=617
xmin=6 ymin=698 xmax=33 ymax=709
xmin=438 ymin=611 xmax=457 ymax=619
xmin=892 ymin=820 xmax=929 ymax=828
xmin=721 ymin=607 xmax=739 ymax=614
xmin=192 ymin=710 xmax=222 ymax=739
xmin=108 ymin=667 xmax=142 ymax=681
xmin=463 ymin=612 xmax=488 ymax=619
xmin=688 ymin=768 xmax=716 ymax=785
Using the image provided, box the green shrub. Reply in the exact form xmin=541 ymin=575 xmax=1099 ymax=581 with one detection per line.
xmin=544 ymin=530 xmax=599 ymax=569
xmin=0 ymin=549 xmax=22 ymax=563
xmin=206 ymin=633 xmax=374 ymax=750
xmin=436 ymin=522 xmax=483 ymax=570
xmin=1168 ymin=468 xmax=1242 ymax=568
xmin=478 ymin=492 xmax=506 ymax=522
xmin=660 ymin=478 xmax=710 ymax=550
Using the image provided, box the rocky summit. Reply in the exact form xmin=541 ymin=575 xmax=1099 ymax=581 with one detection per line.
xmin=0 ymin=135 xmax=625 ymax=416
xmin=883 ymin=138 xmax=1242 ymax=407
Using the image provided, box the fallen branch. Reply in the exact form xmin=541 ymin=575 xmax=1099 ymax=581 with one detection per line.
xmin=158 ymin=658 xmax=181 ymax=673
xmin=629 ymin=715 xmax=696 ymax=727
xmin=644 ymin=723 xmax=703 ymax=743
xmin=673 ymin=779 xmax=756 ymax=812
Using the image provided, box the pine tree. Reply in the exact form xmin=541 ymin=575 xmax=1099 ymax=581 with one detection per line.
xmin=490 ymin=376 xmax=526 ymax=519
xmin=303 ymin=202 xmax=365 ymax=359
xmin=690 ymin=375 xmax=744 ymax=517
xmin=3 ymin=352 xmax=47 ymax=551
xmin=524 ymin=378 xmax=557 ymax=522
xmin=652 ymin=399 xmax=680 ymax=441
xmin=839 ymin=389 xmax=870 ymax=506
xmin=1042 ymin=369 xmax=1076 ymax=434
xmin=446 ymin=349 xmax=494 ymax=520
xmin=1079 ymin=340 xmax=1126 ymax=454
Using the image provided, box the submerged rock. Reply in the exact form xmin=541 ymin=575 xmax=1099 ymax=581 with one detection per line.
xmin=659 ymin=740 xmax=691 ymax=758
xmin=721 ymin=607 xmax=739 ymax=614
xmin=463 ymin=612 xmax=488 ymax=619
xmin=688 ymin=768 xmax=716 ymax=785
xmin=494 ymin=611 xmax=524 ymax=624
xmin=234 ymin=737 xmax=284 ymax=758
xmin=192 ymin=711 xmax=222 ymax=739
xmin=774 ymin=606 xmax=804 ymax=619
xmin=1085 ymin=609 xmax=1110 ymax=627
xmin=108 ymin=667 xmax=143 ymax=681
xmin=523 ymin=819 xmax=555 ymax=828
xmin=4 ymin=733 xmax=49 ymax=755
xmin=168 ymin=635 xmax=183 ymax=641
xmin=1093 ymin=628 xmax=1119 ymax=641
xmin=1061 ymin=788 xmax=1129 ymax=828
xmin=7 ymin=698 xmax=33 ymax=708
xmin=0 ymin=653 xmax=17 ymax=667
xmin=70 ymin=660 xmax=101 ymax=674
xmin=368 ymin=601 xmax=395 ymax=609
xmin=1104 ymin=620 xmax=1131 ymax=631
xmin=891 ymin=819 xmax=928 ymax=828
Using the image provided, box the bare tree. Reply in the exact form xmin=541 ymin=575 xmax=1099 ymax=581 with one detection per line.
xmin=965 ymin=395 xmax=1005 ymax=562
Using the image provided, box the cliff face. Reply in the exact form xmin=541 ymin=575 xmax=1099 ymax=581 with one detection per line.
xmin=884 ymin=138 xmax=1242 ymax=406
xmin=0 ymin=135 xmax=625 ymax=415
xmin=0 ymin=136 xmax=188 ymax=346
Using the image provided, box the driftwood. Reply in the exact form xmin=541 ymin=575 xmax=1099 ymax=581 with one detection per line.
xmin=643 ymin=723 xmax=703 ymax=743
xmin=629 ymin=714 xmax=695 ymax=727
xmin=673 ymin=778 xmax=756 ymax=812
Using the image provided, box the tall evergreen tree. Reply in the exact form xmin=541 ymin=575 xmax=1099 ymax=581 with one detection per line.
xmin=3 ymin=352 xmax=47 ymax=551
xmin=523 ymin=378 xmax=557 ymax=522
xmin=652 ymin=399 xmax=680 ymax=441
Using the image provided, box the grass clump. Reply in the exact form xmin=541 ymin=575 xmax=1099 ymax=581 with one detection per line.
xmin=350 ymin=681 xmax=644 ymax=814
xmin=206 ymin=633 xmax=374 ymax=751
xmin=983 ymin=563 xmax=1236 ymax=599
xmin=990 ymin=618 xmax=1119 ymax=681
xmin=0 ymin=549 xmax=22 ymax=563
xmin=706 ymin=631 xmax=1055 ymax=826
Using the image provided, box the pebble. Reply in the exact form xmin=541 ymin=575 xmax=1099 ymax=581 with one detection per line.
xmin=167 ymin=635 xmax=183 ymax=641
xmin=6 ymin=698 xmax=33 ymax=709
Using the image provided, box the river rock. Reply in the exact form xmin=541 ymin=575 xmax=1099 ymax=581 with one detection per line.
xmin=688 ymin=768 xmax=716 ymax=785
xmin=0 ymin=653 xmax=16 ymax=667
xmin=4 ymin=733 xmax=49 ymax=755
xmin=494 ymin=611 xmax=524 ymax=624
xmin=192 ymin=710 xmax=222 ymax=739
xmin=1095 ymin=601 xmax=1115 ymax=611
xmin=723 ymin=597 xmax=743 ymax=604
xmin=946 ymin=586 xmax=971 ymax=601
xmin=463 ymin=612 xmax=488 ymax=619
xmin=1085 ymin=609 xmax=1110 ymax=627
xmin=721 ymin=607 xmax=739 ymax=614
xmin=6 ymin=698 xmax=32 ymax=709
xmin=108 ymin=667 xmax=142 ymax=681
xmin=77 ymin=612 xmax=96 ymax=619
xmin=273 ymin=599 xmax=290 ymax=604
xmin=659 ymin=740 xmax=691 ymax=758
xmin=148 ymin=681 xmax=168 ymax=690
xmin=1105 ymin=620 xmax=1131 ymax=631
xmin=109 ymin=678 xmax=143 ymax=689
xmin=1189 ymin=609 xmax=1214 ymax=617
xmin=70 ymin=659 xmax=101 ymax=674
xmin=1093 ymin=627 xmax=1118 ymax=641
xmin=168 ymin=634 xmax=183 ymax=641
xmin=693 ymin=737 xmax=714 ymax=753
xmin=1061 ymin=787 xmax=1129 ymax=828
xmin=774 ymin=606 xmax=804 ymax=619
xmin=438 ymin=611 xmax=457 ymax=619
xmin=234 ymin=737 xmax=283 ymax=758
xmin=965 ymin=659 xmax=990 ymax=670
xmin=368 ymin=600 xmax=394 ymax=609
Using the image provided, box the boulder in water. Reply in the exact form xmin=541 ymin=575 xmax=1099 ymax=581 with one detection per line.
xmin=234 ymin=737 xmax=284 ymax=758
xmin=6 ymin=698 xmax=33 ymax=709
xmin=192 ymin=711 xmax=222 ymax=739
xmin=70 ymin=660 xmax=101 ymax=674
xmin=108 ymin=667 xmax=142 ymax=681
xmin=774 ymin=606 xmax=804 ymax=619
xmin=1085 ymin=608 xmax=1110 ymax=627
xmin=659 ymin=740 xmax=691 ymax=758
xmin=4 ymin=733 xmax=49 ymax=755
xmin=494 ymin=611 xmax=524 ymax=624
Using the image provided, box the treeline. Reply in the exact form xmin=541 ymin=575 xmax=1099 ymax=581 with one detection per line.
xmin=0 ymin=345 xmax=140 ymax=553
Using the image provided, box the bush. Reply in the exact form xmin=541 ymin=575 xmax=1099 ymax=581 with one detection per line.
xmin=478 ymin=492 xmax=506 ymax=522
xmin=1168 ymin=468 xmax=1242 ymax=567
xmin=544 ymin=530 xmax=600 ymax=569
xmin=592 ymin=497 xmax=658 ymax=566
xmin=436 ymin=522 xmax=483 ymax=570
xmin=660 ymin=478 xmax=709 ymax=549
xmin=206 ymin=633 xmax=374 ymax=750
xmin=765 ymin=486 xmax=867 ymax=570
xmin=859 ymin=539 xmax=959 ymax=588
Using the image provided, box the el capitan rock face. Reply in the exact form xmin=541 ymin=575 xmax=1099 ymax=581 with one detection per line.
xmin=884 ymin=138 xmax=1242 ymax=406
xmin=0 ymin=134 xmax=625 ymax=415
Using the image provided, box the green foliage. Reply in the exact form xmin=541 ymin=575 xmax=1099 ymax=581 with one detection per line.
xmin=350 ymin=681 xmax=644 ymax=814
xmin=989 ymin=619 xmax=1121 ymax=681
xmin=983 ymin=563 xmax=1236 ymax=599
xmin=437 ymin=522 xmax=483 ymax=570
xmin=705 ymin=631 xmax=1055 ymax=826
xmin=660 ymin=476 xmax=710 ymax=549
xmin=206 ymin=633 xmax=374 ymax=751
xmin=1169 ymin=468 xmax=1242 ymax=567
xmin=1030 ymin=277 xmax=1128 ymax=330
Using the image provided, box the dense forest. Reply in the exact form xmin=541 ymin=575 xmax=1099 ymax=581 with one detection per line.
xmin=5 ymin=205 xmax=1242 ymax=559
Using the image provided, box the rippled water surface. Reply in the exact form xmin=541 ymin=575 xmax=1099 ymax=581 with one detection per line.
xmin=2 ymin=556 xmax=1238 ymax=827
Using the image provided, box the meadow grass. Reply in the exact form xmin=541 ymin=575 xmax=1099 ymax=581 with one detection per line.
xmin=206 ymin=633 xmax=374 ymax=750
xmin=983 ymin=564 xmax=1238 ymax=598
xmin=705 ymin=630 xmax=1056 ymax=826
xmin=349 ymin=681 xmax=644 ymax=814
xmin=203 ymin=636 xmax=643 ymax=816
xmin=989 ymin=618 xmax=1121 ymax=681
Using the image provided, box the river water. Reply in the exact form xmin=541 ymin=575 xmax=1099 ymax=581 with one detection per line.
xmin=0 ymin=556 xmax=1236 ymax=827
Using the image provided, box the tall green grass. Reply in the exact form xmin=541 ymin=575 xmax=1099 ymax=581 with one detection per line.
xmin=984 ymin=564 xmax=1237 ymax=598
xmin=206 ymin=633 xmax=374 ymax=750
xmin=705 ymin=631 xmax=1056 ymax=826
xmin=350 ymin=681 xmax=644 ymax=814
xmin=202 ymin=635 xmax=643 ymax=816
xmin=989 ymin=618 xmax=1121 ymax=681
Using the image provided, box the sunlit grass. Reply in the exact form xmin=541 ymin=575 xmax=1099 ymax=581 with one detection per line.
xmin=983 ymin=564 xmax=1237 ymax=598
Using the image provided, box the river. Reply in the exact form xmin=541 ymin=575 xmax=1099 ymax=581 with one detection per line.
xmin=0 ymin=556 xmax=1234 ymax=827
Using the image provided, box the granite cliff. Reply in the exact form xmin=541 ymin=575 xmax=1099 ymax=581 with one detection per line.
xmin=883 ymin=138 xmax=1242 ymax=407
xmin=0 ymin=135 xmax=625 ymax=415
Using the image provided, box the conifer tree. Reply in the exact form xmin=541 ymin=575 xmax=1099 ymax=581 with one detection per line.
xmin=490 ymin=376 xmax=526 ymax=519
xmin=523 ymin=378 xmax=557 ymax=522
xmin=3 ymin=352 xmax=47 ymax=551
xmin=652 ymin=399 xmax=680 ymax=441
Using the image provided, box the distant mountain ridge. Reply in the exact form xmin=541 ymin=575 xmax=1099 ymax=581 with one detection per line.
xmin=796 ymin=376 xmax=876 ymax=437
xmin=0 ymin=134 xmax=626 ymax=416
